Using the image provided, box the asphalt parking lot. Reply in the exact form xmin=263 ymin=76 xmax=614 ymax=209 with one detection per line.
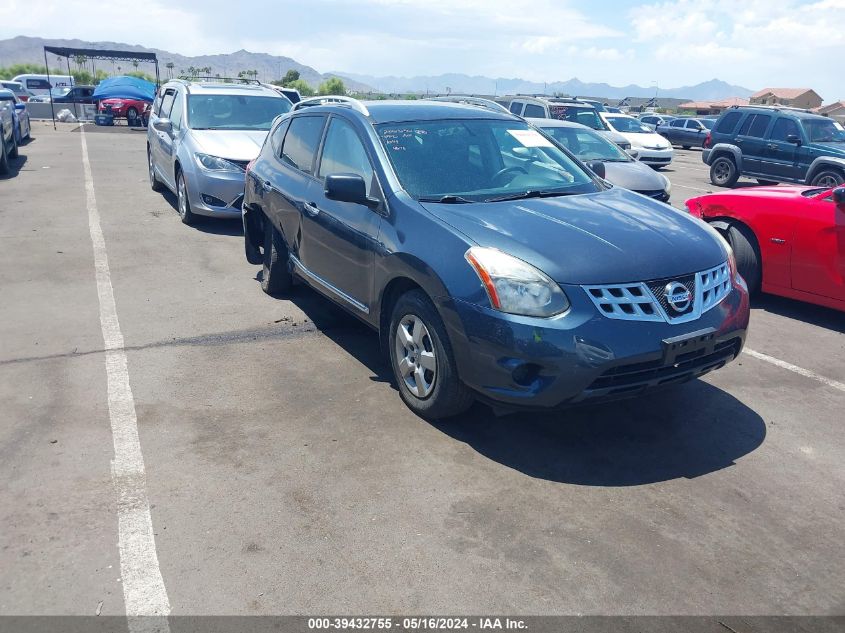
xmin=1 ymin=122 xmax=844 ymax=617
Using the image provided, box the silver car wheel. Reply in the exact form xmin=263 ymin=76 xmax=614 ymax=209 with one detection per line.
xmin=177 ymin=174 xmax=188 ymax=218
xmin=394 ymin=314 xmax=437 ymax=398
xmin=148 ymin=150 xmax=155 ymax=185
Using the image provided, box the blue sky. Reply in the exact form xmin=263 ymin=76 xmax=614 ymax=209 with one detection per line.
xmin=2 ymin=0 xmax=841 ymax=101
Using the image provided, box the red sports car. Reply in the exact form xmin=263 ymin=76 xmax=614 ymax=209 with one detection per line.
xmin=97 ymin=97 xmax=150 ymax=120
xmin=686 ymin=185 xmax=845 ymax=312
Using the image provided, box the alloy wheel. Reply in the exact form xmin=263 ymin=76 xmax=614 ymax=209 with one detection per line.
xmin=713 ymin=161 xmax=730 ymax=184
xmin=178 ymin=175 xmax=188 ymax=219
xmin=815 ymin=174 xmax=839 ymax=188
xmin=148 ymin=150 xmax=155 ymax=185
xmin=394 ymin=314 xmax=437 ymax=398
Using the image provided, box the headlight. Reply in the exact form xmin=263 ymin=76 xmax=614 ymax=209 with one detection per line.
xmin=195 ymin=153 xmax=242 ymax=172
xmin=662 ymin=175 xmax=672 ymax=195
xmin=465 ymin=247 xmax=570 ymax=317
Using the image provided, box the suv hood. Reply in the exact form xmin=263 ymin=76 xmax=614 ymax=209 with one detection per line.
xmin=420 ymin=187 xmax=726 ymax=285
xmin=190 ymin=129 xmax=268 ymax=161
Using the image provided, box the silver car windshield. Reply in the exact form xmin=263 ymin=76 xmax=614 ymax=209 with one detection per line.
xmin=187 ymin=95 xmax=292 ymax=131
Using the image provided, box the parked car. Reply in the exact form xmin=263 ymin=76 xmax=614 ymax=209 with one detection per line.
xmin=147 ymin=78 xmax=292 ymax=224
xmin=528 ymin=118 xmax=671 ymax=202
xmin=268 ymin=85 xmax=301 ymax=104
xmin=0 ymin=80 xmax=34 ymax=102
xmin=51 ymin=85 xmax=96 ymax=104
xmin=0 ymin=90 xmax=18 ymax=175
xmin=704 ymin=105 xmax=845 ymax=188
xmin=657 ymin=117 xmax=716 ymax=149
xmin=577 ymin=98 xmax=607 ymax=112
xmin=241 ymin=98 xmax=749 ymax=418
xmin=11 ymin=74 xmax=74 ymax=96
xmin=503 ymin=96 xmax=632 ymax=150
xmin=98 ymin=97 xmax=151 ymax=120
xmin=0 ymin=89 xmax=31 ymax=145
xmin=602 ymin=113 xmax=673 ymax=167
xmin=638 ymin=113 xmax=677 ymax=130
xmin=686 ymin=185 xmax=845 ymax=311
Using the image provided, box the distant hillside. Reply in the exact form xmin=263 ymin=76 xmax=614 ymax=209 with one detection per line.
xmin=332 ymin=72 xmax=754 ymax=101
xmin=0 ymin=35 xmax=372 ymax=91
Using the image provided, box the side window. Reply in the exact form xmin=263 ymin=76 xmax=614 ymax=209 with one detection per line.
xmin=169 ymin=92 xmax=184 ymax=131
xmin=318 ymin=117 xmax=376 ymax=196
xmin=27 ymin=79 xmax=51 ymax=90
xmin=737 ymin=114 xmax=755 ymax=136
xmin=269 ymin=119 xmax=291 ymax=156
xmin=158 ymin=89 xmax=176 ymax=119
xmin=523 ymin=104 xmax=545 ymax=118
xmin=509 ymin=101 xmax=523 ymax=115
xmin=281 ymin=116 xmax=326 ymax=174
xmin=670 ymin=119 xmax=685 ymax=127
xmin=769 ymin=118 xmax=800 ymax=142
xmin=686 ymin=120 xmax=702 ymax=129
xmin=153 ymin=90 xmax=164 ymax=116
xmin=747 ymin=114 xmax=771 ymax=138
xmin=715 ymin=111 xmax=742 ymax=134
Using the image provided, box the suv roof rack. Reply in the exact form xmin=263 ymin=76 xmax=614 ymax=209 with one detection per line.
xmin=731 ymin=103 xmax=815 ymax=114
xmin=427 ymin=95 xmax=511 ymax=114
xmin=292 ymin=95 xmax=370 ymax=116
xmin=174 ymin=76 xmax=263 ymax=85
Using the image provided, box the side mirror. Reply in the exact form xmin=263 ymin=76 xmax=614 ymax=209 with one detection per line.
xmin=586 ymin=160 xmax=606 ymax=179
xmin=14 ymin=103 xmax=25 ymax=111
xmin=152 ymin=118 xmax=172 ymax=133
xmin=833 ymin=187 xmax=845 ymax=204
xmin=786 ymin=134 xmax=802 ymax=145
xmin=325 ymin=174 xmax=379 ymax=208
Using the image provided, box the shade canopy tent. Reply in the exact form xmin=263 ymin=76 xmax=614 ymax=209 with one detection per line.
xmin=43 ymin=45 xmax=160 ymax=127
xmin=92 ymin=76 xmax=156 ymax=102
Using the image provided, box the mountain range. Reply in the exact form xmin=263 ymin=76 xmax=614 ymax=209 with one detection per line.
xmin=1 ymin=36 xmax=753 ymax=101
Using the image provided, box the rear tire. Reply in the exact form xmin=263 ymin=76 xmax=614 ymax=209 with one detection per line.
xmin=388 ymin=290 xmax=474 ymax=420
xmin=727 ymin=223 xmax=761 ymax=294
xmin=810 ymin=169 xmax=844 ymax=188
xmin=261 ymin=219 xmax=292 ymax=295
xmin=710 ymin=156 xmax=738 ymax=187
xmin=0 ymin=132 xmax=9 ymax=175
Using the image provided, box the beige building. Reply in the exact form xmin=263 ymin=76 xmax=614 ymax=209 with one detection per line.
xmin=750 ymin=88 xmax=823 ymax=109
xmin=678 ymin=97 xmax=749 ymax=116
xmin=816 ymin=100 xmax=845 ymax=124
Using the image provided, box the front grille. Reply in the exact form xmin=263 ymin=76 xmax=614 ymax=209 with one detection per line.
xmin=639 ymin=189 xmax=670 ymax=202
xmin=583 ymin=262 xmax=732 ymax=324
xmin=584 ymin=338 xmax=741 ymax=397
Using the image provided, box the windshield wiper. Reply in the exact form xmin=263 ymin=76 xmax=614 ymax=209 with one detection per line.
xmin=485 ymin=189 xmax=574 ymax=203
xmin=418 ymin=195 xmax=475 ymax=204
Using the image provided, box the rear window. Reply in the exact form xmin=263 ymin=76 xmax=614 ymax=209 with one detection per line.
xmin=523 ymin=103 xmax=545 ymax=118
xmin=281 ymin=116 xmax=326 ymax=174
xmin=549 ymin=105 xmax=605 ymax=130
xmin=715 ymin=111 xmax=742 ymax=134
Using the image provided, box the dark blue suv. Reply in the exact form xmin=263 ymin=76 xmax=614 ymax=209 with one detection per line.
xmin=242 ymin=97 xmax=750 ymax=419
xmin=704 ymin=105 xmax=845 ymax=188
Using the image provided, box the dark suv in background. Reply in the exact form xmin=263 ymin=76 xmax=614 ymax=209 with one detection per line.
xmin=703 ymin=105 xmax=845 ymax=188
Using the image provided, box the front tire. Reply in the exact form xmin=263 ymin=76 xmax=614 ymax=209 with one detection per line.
xmin=8 ymin=128 xmax=18 ymax=159
xmin=176 ymin=170 xmax=197 ymax=225
xmin=810 ymin=169 xmax=844 ymax=188
xmin=388 ymin=290 xmax=474 ymax=420
xmin=0 ymin=132 xmax=9 ymax=175
xmin=726 ymin=223 xmax=761 ymax=294
xmin=261 ymin=218 xmax=292 ymax=295
xmin=710 ymin=156 xmax=738 ymax=187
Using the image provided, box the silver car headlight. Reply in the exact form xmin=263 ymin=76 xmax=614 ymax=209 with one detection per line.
xmin=465 ymin=247 xmax=570 ymax=317
xmin=662 ymin=174 xmax=672 ymax=195
xmin=195 ymin=153 xmax=242 ymax=172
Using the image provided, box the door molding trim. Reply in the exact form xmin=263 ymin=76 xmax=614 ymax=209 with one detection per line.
xmin=289 ymin=254 xmax=370 ymax=314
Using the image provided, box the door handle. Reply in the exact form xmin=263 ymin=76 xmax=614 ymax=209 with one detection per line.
xmin=767 ymin=144 xmax=778 ymax=151
xmin=303 ymin=201 xmax=320 ymax=217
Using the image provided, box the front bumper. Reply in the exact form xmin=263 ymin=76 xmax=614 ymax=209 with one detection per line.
xmin=184 ymin=165 xmax=247 ymax=218
xmin=635 ymin=147 xmax=673 ymax=165
xmin=440 ymin=279 xmax=749 ymax=410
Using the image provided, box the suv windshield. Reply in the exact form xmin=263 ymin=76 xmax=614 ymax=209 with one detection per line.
xmin=548 ymin=105 xmax=607 ymax=131
xmin=538 ymin=125 xmax=630 ymax=162
xmin=187 ymin=94 xmax=291 ymax=130
xmin=376 ymin=119 xmax=600 ymax=202
xmin=606 ymin=117 xmax=652 ymax=133
xmin=802 ymin=118 xmax=845 ymax=143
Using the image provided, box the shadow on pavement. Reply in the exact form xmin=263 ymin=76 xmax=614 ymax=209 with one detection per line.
xmin=161 ymin=189 xmax=244 ymax=237
xmin=753 ymin=293 xmax=845 ymax=334
xmin=0 ymin=154 xmax=28 ymax=180
xmin=275 ymin=282 xmax=766 ymax=487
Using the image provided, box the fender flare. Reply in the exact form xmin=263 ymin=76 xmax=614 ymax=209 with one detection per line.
xmin=707 ymin=143 xmax=743 ymax=171
xmin=805 ymin=156 xmax=845 ymax=184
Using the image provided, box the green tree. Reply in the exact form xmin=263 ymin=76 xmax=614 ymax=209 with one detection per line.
xmin=281 ymin=69 xmax=300 ymax=85
xmin=166 ymin=62 xmax=174 ymax=79
xmin=284 ymin=78 xmax=315 ymax=97
xmin=318 ymin=77 xmax=346 ymax=96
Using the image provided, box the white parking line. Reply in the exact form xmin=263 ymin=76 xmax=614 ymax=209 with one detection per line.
xmin=81 ymin=126 xmax=172 ymax=627
xmin=744 ymin=348 xmax=845 ymax=393
xmin=672 ymin=183 xmax=713 ymax=194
